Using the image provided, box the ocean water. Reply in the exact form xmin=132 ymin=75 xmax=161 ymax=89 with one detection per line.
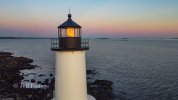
xmin=0 ymin=38 xmax=178 ymax=100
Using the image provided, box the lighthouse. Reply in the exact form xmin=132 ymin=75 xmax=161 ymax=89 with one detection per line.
xmin=51 ymin=13 xmax=93 ymax=100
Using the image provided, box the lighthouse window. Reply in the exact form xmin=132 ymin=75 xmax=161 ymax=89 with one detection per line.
xmin=67 ymin=28 xmax=75 ymax=37
xmin=60 ymin=28 xmax=66 ymax=37
xmin=74 ymin=28 xmax=81 ymax=37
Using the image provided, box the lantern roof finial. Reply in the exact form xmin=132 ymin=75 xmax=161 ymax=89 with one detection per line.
xmin=68 ymin=7 xmax=72 ymax=19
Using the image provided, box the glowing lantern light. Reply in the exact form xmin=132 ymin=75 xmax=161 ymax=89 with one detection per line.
xmin=67 ymin=27 xmax=75 ymax=37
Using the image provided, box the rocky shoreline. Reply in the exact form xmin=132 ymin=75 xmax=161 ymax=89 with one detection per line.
xmin=0 ymin=51 xmax=115 ymax=100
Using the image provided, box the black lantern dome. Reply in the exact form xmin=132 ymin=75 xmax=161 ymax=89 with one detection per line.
xmin=51 ymin=13 xmax=89 ymax=51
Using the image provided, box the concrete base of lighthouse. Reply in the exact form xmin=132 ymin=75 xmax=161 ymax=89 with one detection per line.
xmin=55 ymin=51 xmax=90 ymax=100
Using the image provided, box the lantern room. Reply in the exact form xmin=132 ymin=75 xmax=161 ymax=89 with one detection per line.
xmin=51 ymin=13 xmax=89 ymax=51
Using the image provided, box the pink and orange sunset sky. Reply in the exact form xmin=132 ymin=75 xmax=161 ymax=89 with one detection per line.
xmin=0 ymin=0 xmax=178 ymax=38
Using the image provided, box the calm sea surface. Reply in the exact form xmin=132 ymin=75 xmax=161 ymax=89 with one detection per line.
xmin=0 ymin=38 xmax=178 ymax=100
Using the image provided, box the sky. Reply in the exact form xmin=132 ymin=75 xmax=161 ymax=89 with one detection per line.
xmin=0 ymin=0 xmax=178 ymax=38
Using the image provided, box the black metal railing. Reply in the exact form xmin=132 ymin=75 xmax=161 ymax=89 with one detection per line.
xmin=51 ymin=38 xmax=89 ymax=51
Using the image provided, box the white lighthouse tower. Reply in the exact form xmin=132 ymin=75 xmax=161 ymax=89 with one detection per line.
xmin=51 ymin=13 xmax=94 ymax=100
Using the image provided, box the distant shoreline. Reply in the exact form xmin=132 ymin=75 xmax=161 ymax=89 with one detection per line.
xmin=0 ymin=37 xmax=178 ymax=40
xmin=171 ymin=38 xmax=178 ymax=39
xmin=96 ymin=38 xmax=110 ymax=39
xmin=0 ymin=37 xmax=52 ymax=39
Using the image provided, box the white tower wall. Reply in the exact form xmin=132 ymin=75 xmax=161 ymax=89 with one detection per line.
xmin=55 ymin=51 xmax=88 ymax=100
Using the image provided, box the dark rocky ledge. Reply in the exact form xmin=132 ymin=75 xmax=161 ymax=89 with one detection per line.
xmin=0 ymin=51 xmax=54 ymax=100
xmin=87 ymin=70 xmax=116 ymax=100
xmin=87 ymin=80 xmax=115 ymax=100
xmin=0 ymin=51 xmax=115 ymax=100
xmin=0 ymin=52 xmax=36 ymax=87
